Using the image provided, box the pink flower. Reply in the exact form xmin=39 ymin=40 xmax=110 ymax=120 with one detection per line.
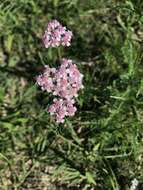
xmin=48 ymin=98 xmax=77 ymax=123
xmin=36 ymin=66 xmax=55 ymax=92
xmin=36 ymin=59 xmax=83 ymax=99
xmin=42 ymin=20 xmax=73 ymax=48
xmin=35 ymin=20 xmax=83 ymax=123
xmin=36 ymin=59 xmax=83 ymax=123
xmin=54 ymin=59 xmax=83 ymax=99
xmin=61 ymin=31 xmax=73 ymax=46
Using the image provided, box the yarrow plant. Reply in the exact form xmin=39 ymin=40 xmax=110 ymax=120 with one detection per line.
xmin=36 ymin=20 xmax=83 ymax=123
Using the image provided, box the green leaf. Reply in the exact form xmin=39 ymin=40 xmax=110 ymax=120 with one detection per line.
xmin=5 ymin=35 xmax=14 ymax=52
xmin=0 ymin=122 xmax=14 ymax=129
xmin=85 ymin=172 xmax=96 ymax=185
xmin=93 ymin=143 xmax=100 ymax=152
xmin=0 ymin=88 xmax=4 ymax=101
xmin=9 ymin=56 xmax=19 ymax=67
xmin=117 ymin=15 xmax=126 ymax=30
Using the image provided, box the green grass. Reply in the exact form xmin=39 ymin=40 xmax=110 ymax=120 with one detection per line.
xmin=0 ymin=0 xmax=143 ymax=189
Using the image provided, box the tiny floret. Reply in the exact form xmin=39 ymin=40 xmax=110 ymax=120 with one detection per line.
xmin=130 ymin=178 xmax=139 ymax=190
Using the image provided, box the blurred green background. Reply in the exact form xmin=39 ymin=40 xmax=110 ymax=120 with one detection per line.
xmin=0 ymin=0 xmax=143 ymax=189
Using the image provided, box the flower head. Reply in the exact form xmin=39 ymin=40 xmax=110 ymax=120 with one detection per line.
xmin=36 ymin=59 xmax=83 ymax=99
xmin=42 ymin=20 xmax=73 ymax=48
xmin=36 ymin=66 xmax=56 ymax=93
xmin=48 ymin=98 xmax=77 ymax=123
xmin=36 ymin=59 xmax=83 ymax=123
xmin=54 ymin=59 xmax=83 ymax=99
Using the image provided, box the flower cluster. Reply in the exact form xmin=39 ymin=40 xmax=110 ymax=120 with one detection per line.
xmin=48 ymin=98 xmax=77 ymax=123
xmin=36 ymin=59 xmax=83 ymax=98
xmin=130 ymin=178 xmax=139 ymax=190
xmin=54 ymin=59 xmax=83 ymax=99
xmin=36 ymin=20 xmax=83 ymax=123
xmin=36 ymin=59 xmax=83 ymax=123
xmin=36 ymin=66 xmax=55 ymax=93
xmin=42 ymin=20 xmax=72 ymax=48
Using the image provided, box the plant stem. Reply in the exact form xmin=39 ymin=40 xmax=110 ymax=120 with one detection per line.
xmin=57 ymin=47 xmax=62 ymax=60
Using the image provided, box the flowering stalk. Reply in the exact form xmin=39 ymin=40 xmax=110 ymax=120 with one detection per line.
xmin=57 ymin=47 xmax=62 ymax=60
xmin=36 ymin=20 xmax=83 ymax=123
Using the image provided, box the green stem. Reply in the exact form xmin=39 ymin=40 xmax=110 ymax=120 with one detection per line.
xmin=57 ymin=47 xmax=62 ymax=60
